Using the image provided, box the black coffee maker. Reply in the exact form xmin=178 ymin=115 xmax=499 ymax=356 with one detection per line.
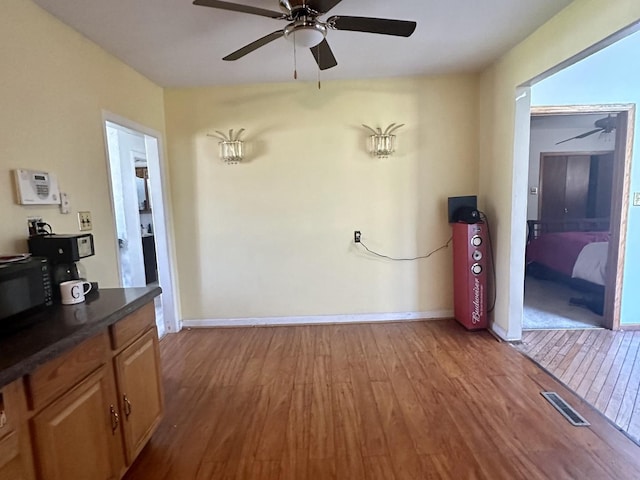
xmin=28 ymin=234 xmax=95 ymax=296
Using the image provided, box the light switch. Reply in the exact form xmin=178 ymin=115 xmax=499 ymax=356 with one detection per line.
xmin=634 ymin=192 xmax=640 ymax=207
xmin=78 ymin=211 xmax=92 ymax=231
xmin=59 ymin=192 xmax=70 ymax=214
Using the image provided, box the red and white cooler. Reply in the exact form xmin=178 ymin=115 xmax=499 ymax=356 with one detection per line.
xmin=452 ymin=222 xmax=487 ymax=330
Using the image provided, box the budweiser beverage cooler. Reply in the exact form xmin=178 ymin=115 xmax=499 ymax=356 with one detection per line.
xmin=452 ymin=222 xmax=487 ymax=330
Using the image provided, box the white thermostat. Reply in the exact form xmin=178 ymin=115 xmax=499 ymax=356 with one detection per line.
xmin=13 ymin=169 xmax=61 ymax=205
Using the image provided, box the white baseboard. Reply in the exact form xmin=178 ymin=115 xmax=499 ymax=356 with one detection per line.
xmin=182 ymin=310 xmax=454 ymax=328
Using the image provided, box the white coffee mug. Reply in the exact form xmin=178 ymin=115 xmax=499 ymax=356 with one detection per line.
xmin=60 ymin=280 xmax=92 ymax=305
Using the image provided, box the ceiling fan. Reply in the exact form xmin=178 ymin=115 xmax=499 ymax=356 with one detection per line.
xmin=193 ymin=0 xmax=417 ymax=71
xmin=555 ymin=114 xmax=617 ymax=145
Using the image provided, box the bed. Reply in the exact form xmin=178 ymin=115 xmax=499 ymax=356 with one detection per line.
xmin=526 ymin=218 xmax=610 ymax=288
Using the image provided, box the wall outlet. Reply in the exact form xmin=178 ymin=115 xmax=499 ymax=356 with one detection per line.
xmin=78 ymin=211 xmax=92 ymax=231
xmin=354 ymin=231 xmax=361 ymax=243
xmin=27 ymin=217 xmax=43 ymax=236
xmin=634 ymin=192 xmax=640 ymax=207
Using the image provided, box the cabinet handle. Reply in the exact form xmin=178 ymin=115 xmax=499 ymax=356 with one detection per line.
xmin=123 ymin=395 xmax=132 ymax=418
xmin=0 ymin=410 xmax=6 ymax=429
xmin=110 ymin=405 xmax=120 ymax=434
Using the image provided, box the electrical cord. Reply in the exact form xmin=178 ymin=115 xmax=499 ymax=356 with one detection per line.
xmin=479 ymin=211 xmax=497 ymax=313
xmin=358 ymin=237 xmax=453 ymax=261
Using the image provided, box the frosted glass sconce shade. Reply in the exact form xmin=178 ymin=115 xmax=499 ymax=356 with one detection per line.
xmin=219 ymin=141 xmax=244 ymax=165
xmin=362 ymin=123 xmax=404 ymax=158
xmin=368 ymin=134 xmax=396 ymax=159
xmin=208 ymin=129 xmax=246 ymax=165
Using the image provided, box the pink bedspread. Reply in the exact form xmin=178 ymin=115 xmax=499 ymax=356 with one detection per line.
xmin=526 ymin=231 xmax=610 ymax=277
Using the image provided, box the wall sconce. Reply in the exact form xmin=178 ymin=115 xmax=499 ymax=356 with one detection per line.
xmin=207 ymin=129 xmax=246 ymax=165
xmin=362 ymin=123 xmax=404 ymax=158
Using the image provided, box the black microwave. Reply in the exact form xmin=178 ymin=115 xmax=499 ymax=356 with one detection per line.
xmin=0 ymin=257 xmax=53 ymax=327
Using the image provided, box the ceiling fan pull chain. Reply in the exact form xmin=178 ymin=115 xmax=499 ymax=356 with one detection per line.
xmin=317 ymin=46 xmax=321 ymax=90
xmin=293 ymin=31 xmax=298 ymax=80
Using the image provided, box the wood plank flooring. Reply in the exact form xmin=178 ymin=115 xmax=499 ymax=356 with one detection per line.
xmin=123 ymin=321 xmax=640 ymax=480
xmin=517 ymin=329 xmax=640 ymax=445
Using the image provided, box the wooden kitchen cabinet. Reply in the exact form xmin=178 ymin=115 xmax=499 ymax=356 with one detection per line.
xmin=15 ymin=301 xmax=163 ymax=480
xmin=30 ymin=366 xmax=124 ymax=480
xmin=114 ymin=328 xmax=163 ymax=464
xmin=0 ymin=380 xmax=35 ymax=480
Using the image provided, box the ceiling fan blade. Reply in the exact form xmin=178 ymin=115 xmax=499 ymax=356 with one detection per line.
xmin=555 ymin=128 xmax=603 ymax=145
xmin=223 ymin=30 xmax=284 ymax=61
xmin=310 ymin=39 xmax=338 ymax=70
xmin=311 ymin=0 xmax=343 ymax=14
xmin=193 ymin=0 xmax=285 ymax=19
xmin=575 ymin=128 xmax=604 ymax=139
xmin=328 ymin=16 xmax=417 ymax=37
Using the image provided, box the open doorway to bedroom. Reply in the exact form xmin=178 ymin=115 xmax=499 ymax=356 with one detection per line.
xmin=515 ymin=25 xmax=640 ymax=445
xmin=524 ymin=106 xmax=633 ymax=330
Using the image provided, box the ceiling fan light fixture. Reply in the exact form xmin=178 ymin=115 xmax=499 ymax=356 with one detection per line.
xmin=284 ymin=20 xmax=326 ymax=48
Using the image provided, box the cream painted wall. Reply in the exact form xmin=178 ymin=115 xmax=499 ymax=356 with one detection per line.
xmin=0 ymin=0 xmax=166 ymax=287
xmin=479 ymin=0 xmax=640 ymax=339
xmin=165 ymin=75 xmax=479 ymax=320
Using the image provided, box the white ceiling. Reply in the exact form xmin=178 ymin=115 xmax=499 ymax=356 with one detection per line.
xmin=32 ymin=0 xmax=573 ymax=88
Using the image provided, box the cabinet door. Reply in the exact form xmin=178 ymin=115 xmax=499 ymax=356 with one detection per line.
xmin=31 ymin=366 xmax=124 ymax=480
xmin=115 ymin=328 xmax=164 ymax=464
xmin=0 ymin=381 xmax=35 ymax=480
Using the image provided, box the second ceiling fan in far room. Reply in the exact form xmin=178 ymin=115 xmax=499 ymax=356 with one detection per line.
xmin=193 ymin=0 xmax=417 ymax=71
xmin=555 ymin=114 xmax=617 ymax=145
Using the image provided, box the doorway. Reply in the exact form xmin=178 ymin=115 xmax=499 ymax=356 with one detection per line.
xmin=102 ymin=114 xmax=179 ymax=337
xmin=524 ymin=105 xmax=633 ymax=331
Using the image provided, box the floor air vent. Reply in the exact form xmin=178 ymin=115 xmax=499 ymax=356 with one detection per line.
xmin=541 ymin=392 xmax=590 ymax=427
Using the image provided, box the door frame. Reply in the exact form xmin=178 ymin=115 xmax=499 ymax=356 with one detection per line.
xmin=101 ymin=111 xmax=180 ymax=334
xmin=530 ymin=104 xmax=635 ymax=330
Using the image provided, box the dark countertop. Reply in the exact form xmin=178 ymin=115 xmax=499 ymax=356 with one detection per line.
xmin=0 ymin=285 xmax=161 ymax=389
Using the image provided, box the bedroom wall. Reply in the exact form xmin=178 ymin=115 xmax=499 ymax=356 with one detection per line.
xmin=478 ymin=0 xmax=640 ymax=339
xmin=0 ymin=0 xmax=166 ymax=287
xmin=530 ymin=29 xmax=640 ymax=325
xmin=527 ymin=122 xmax=615 ymax=220
xmin=164 ymin=75 xmax=479 ymax=322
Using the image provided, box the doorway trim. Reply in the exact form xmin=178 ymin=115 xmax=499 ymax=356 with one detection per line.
xmin=530 ymin=104 xmax=635 ymax=330
xmin=101 ymin=111 xmax=180 ymax=334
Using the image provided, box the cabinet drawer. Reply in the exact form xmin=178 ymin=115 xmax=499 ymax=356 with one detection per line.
xmin=25 ymin=332 xmax=108 ymax=411
xmin=110 ymin=302 xmax=155 ymax=351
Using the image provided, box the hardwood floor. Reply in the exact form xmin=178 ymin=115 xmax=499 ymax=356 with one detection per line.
xmin=123 ymin=321 xmax=640 ymax=480
xmin=517 ymin=328 xmax=640 ymax=445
